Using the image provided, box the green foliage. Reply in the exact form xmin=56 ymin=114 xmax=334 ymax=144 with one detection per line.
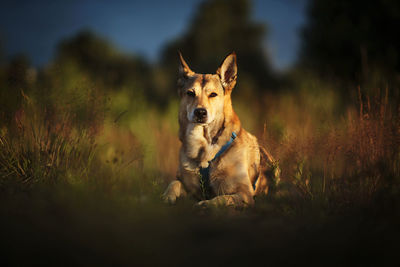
xmin=56 ymin=31 xmax=151 ymax=90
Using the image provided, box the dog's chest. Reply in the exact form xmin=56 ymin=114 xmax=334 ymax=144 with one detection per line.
xmin=181 ymin=124 xmax=235 ymax=197
xmin=184 ymin=124 xmax=213 ymax=163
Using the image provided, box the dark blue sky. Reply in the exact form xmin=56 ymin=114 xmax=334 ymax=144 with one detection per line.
xmin=0 ymin=0 xmax=307 ymax=70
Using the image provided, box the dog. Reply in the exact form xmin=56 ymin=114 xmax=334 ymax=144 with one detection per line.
xmin=162 ymin=52 xmax=280 ymax=207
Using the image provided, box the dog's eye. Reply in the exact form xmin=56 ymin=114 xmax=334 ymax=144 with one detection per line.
xmin=187 ymin=91 xmax=195 ymax=97
xmin=209 ymin=92 xmax=218 ymax=98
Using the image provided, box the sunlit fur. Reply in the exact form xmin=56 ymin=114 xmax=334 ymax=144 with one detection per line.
xmin=162 ymin=52 xmax=280 ymax=207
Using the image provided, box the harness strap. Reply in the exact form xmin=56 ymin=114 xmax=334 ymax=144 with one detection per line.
xmin=213 ymin=132 xmax=237 ymax=160
xmin=252 ymin=174 xmax=258 ymax=191
xmin=199 ymin=132 xmax=237 ymax=199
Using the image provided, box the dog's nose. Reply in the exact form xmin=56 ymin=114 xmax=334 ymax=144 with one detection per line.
xmin=194 ymin=108 xmax=207 ymax=118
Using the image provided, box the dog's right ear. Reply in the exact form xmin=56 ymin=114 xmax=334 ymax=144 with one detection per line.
xmin=217 ymin=52 xmax=237 ymax=93
xmin=178 ymin=51 xmax=194 ymax=79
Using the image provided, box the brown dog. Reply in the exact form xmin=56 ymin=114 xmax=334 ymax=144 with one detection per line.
xmin=162 ymin=52 xmax=280 ymax=207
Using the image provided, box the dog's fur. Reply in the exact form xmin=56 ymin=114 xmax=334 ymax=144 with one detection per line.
xmin=162 ymin=52 xmax=280 ymax=207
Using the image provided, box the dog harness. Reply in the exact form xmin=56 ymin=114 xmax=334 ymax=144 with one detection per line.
xmin=199 ymin=132 xmax=237 ymax=199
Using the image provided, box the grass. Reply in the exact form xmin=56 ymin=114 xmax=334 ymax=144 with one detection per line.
xmin=0 ymin=81 xmax=399 ymax=266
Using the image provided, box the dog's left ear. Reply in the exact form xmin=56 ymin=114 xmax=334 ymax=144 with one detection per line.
xmin=178 ymin=51 xmax=194 ymax=78
xmin=217 ymin=52 xmax=237 ymax=93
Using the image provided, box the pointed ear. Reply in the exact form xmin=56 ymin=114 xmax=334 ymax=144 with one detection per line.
xmin=217 ymin=52 xmax=237 ymax=93
xmin=178 ymin=51 xmax=194 ymax=78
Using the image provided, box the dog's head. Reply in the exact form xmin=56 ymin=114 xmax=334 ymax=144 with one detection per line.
xmin=177 ymin=52 xmax=237 ymax=124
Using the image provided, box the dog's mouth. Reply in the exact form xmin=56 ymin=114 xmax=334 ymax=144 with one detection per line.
xmin=194 ymin=117 xmax=207 ymax=124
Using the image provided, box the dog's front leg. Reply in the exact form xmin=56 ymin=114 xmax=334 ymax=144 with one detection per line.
xmin=162 ymin=180 xmax=187 ymax=204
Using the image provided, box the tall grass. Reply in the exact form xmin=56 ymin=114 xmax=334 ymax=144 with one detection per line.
xmin=0 ymin=91 xmax=162 ymax=201
xmin=0 ymin=98 xmax=96 ymax=188
xmin=260 ymin=86 xmax=400 ymax=210
xmin=1 ymin=79 xmax=399 ymax=266
xmin=1 ymin=83 xmax=398 ymax=215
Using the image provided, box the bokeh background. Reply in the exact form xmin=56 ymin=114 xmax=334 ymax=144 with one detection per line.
xmin=1 ymin=0 xmax=399 ymax=266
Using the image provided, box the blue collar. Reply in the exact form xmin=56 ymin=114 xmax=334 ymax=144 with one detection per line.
xmin=211 ymin=132 xmax=237 ymax=161
xmin=199 ymin=132 xmax=237 ymax=199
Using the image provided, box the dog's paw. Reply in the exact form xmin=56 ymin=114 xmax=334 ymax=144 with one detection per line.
xmin=195 ymin=200 xmax=210 ymax=208
xmin=162 ymin=193 xmax=177 ymax=204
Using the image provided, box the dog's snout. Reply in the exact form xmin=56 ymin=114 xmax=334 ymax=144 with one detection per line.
xmin=194 ymin=108 xmax=207 ymax=118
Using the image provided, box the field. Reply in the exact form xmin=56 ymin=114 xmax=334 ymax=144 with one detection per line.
xmin=1 ymin=64 xmax=399 ymax=265
xmin=1 ymin=0 xmax=400 ymax=264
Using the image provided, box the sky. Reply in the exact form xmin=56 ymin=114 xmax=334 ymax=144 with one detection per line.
xmin=0 ymin=0 xmax=307 ymax=71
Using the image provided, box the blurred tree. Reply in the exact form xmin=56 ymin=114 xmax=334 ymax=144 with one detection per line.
xmin=300 ymin=0 xmax=400 ymax=86
xmin=0 ymin=40 xmax=3 ymax=64
xmin=31 ymin=31 xmax=159 ymax=128
xmin=160 ymin=0 xmax=275 ymax=98
xmin=54 ymin=31 xmax=152 ymax=92
xmin=6 ymin=54 xmax=30 ymax=89
xmin=0 ymin=54 xmax=31 ymax=125
xmin=33 ymin=30 xmax=166 ymax=117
